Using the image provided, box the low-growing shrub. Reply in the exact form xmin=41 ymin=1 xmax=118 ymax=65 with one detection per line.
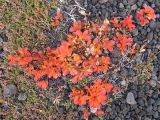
xmin=8 ymin=5 xmax=156 ymax=117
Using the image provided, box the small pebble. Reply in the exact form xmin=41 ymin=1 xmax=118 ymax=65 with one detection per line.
xmin=147 ymin=32 xmax=153 ymax=41
xmin=3 ymin=84 xmax=17 ymax=98
xmin=131 ymin=4 xmax=137 ymax=10
xmin=121 ymin=80 xmax=126 ymax=86
xmin=99 ymin=0 xmax=108 ymax=4
xmin=132 ymin=28 xmax=139 ymax=36
xmin=150 ymin=80 xmax=157 ymax=87
xmin=18 ymin=93 xmax=27 ymax=101
xmin=126 ymin=92 xmax=137 ymax=105
xmin=90 ymin=108 xmax=97 ymax=113
xmin=119 ymin=3 xmax=124 ymax=8
xmin=153 ymin=111 xmax=159 ymax=118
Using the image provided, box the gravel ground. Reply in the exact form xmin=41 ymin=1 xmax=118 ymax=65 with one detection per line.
xmin=82 ymin=0 xmax=160 ymax=119
xmin=1 ymin=0 xmax=160 ymax=119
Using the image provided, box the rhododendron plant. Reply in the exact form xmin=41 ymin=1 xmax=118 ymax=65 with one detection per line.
xmin=7 ymin=5 xmax=157 ymax=118
xmin=8 ymin=6 xmax=156 ymax=92
xmin=137 ymin=5 xmax=156 ymax=26
xmin=51 ymin=11 xmax=63 ymax=27
xmin=120 ymin=15 xmax=135 ymax=31
xmin=70 ymin=79 xmax=113 ymax=116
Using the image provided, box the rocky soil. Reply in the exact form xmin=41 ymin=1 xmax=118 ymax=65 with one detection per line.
xmin=0 ymin=0 xmax=160 ymax=120
xmin=83 ymin=0 xmax=160 ymax=119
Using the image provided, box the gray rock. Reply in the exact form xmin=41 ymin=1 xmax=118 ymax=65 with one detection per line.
xmin=126 ymin=92 xmax=137 ymax=105
xmin=156 ymin=44 xmax=160 ymax=49
xmin=147 ymin=0 xmax=153 ymax=2
xmin=119 ymin=3 xmax=124 ymax=8
xmin=92 ymin=116 xmax=99 ymax=120
xmin=3 ymin=84 xmax=17 ymax=97
xmin=120 ymin=11 xmax=127 ymax=17
xmin=0 ymin=37 xmax=3 ymax=48
xmin=153 ymin=111 xmax=159 ymax=118
xmin=158 ymin=106 xmax=160 ymax=112
xmin=128 ymin=0 xmax=135 ymax=5
xmin=131 ymin=4 xmax=137 ymax=10
xmin=99 ymin=0 xmax=108 ymax=3
xmin=156 ymin=14 xmax=160 ymax=18
xmin=156 ymin=98 xmax=160 ymax=106
xmin=2 ymin=103 xmax=10 ymax=111
xmin=148 ymin=98 xmax=155 ymax=105
xmin=137 ymin=0 xmax=144 ymax=7
xmin=151 ymin=74 xmax=158 ymax=81
xmin=132 ymin=28 xmax=139 ymax=36
xmin=76 ymin=0 xmax=85 ymax=5
xmin=141 ymin=29 xmax=147 ymax=36
xmin=91 ymin=0 xmax=98 ymax=5
xmin=149 ymin=80 xmax=157 ymax=87
xmin=151 ymin=4 xmax=156 ymax=8
xmin=150 ymin=21 xmax=157 ymax=29
xmin=144 ymin=117 xmax=151 ymax=120
xmin=90 ymin=108 xmax=97 ymax=113
xmin=58 ymin=107 xmax=64 ymax=114
xmin=152 ymin=92 xmax=158 ymax=99
xmin=115 ymin=117 xmax=121 ymax=120
xmin=147 ymin=28 xmax=151 ymax=33
xmin=47 ymin=101 xmax=53 ymax=107
xmin=121 ymin=80 xmax=126 ymax=86
xmin=18 ymin=93 xmax=27 ymax=101
xmin=106 ymin=106 xmax=112 ymax=112
xmin=147 ymin=32 xmax=153 ymax=41
xmin=153 ymin=105 xmax=157 ymax=111
xmin=146 ymin=105 xmax=153 ymax=113
xmin=137 ymin=98 xmax=144 ymax=106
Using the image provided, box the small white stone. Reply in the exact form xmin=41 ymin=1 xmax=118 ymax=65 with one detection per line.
xmin=121 ymin=80 xmax=126 ymax=86
xmin=99 ymin=0 xmax=108 ymax=3
xmin=150 ymin=80 xmax=157 ymax=87
xmin=126 ymin=92 xmax=137 ymax=105
xmin=90 ymin=108 xmax=97 ymax=113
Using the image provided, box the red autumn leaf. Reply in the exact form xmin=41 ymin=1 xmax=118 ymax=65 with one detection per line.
xmin=70 ymin=21 xmax=82 ymax=32
xmin=55 ymin=11 xmax=63 ymax=20
xmin=137 ymin=5 xmax=156 ymax=26
xmin=55 ymin=41 xmax=73 ymax=58
xmin=130 ymin=43 xmax=137 ymax=55
xmin=110 ymin=17 xmax=120 ymax=28
xmin=36 ymin=80 xmax=48 ymax=90
xmin=51 ymin=20 xmax=60 ymax=27
xmin=8 ymin=48 xmax=32 ymax=67
xmin=82 ymin=110 xmax=90 ymax=118
xmin=70 ymin=88 xmax=88 ymax=106
xmin=8 ymin=55 xmax=19 ymax=65
xmin=143 ymin=5 xmax=156 ymax=20
xmin=102 ymin=38 xmax=115 ymax=52
xmin=75 ymin=30 xmax=91 ymax=45
xmin=120 ymin=15 xmax=135 ymax=31
xmin=89 ymin=39 xmax=102 ymax=55
xmin=85 ymin=79 xmax=108 ymax=109
xmin=115 ymin=32 xmax=132 ymax=55
xmin=104 ymin=83 xmax=113 ymax=93
xmin=91 ymin=22 xmax=101 ymax=33
xmin=32 ymin=70 xmax=46 ymax=81
xmin=95 ymin=110 xmax=104 ymax=116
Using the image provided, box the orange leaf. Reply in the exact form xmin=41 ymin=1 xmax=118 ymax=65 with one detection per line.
xmin=36 ymin=80 xmax=48 ymax=90
xmin=83 ymin=110 xmax=90 ymax=118
xmin=51 ymin=20 xmax=60 ymax=27
xmin=104 ymin=83 xmax=113 ymax=93
xmin=95 ymin=110 xmax=104 ymax=116
xmin=55 ymin=12 xmax=63 ymax=20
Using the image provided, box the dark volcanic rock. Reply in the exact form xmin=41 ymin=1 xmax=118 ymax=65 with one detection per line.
xmin=3 ymin=84 xmax=17 ymax=98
